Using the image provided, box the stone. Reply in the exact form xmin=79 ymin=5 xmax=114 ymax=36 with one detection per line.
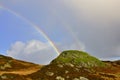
xmin=80 ymin=76 xmax=89 ymax=80
xmin=56 ymin=76 xmax=65 ymax=80
xmin=65 ymin=70 xmax=69 ymax=74
xmin=73 ymin=78 xmax=80 ymax=80
xmin=45 ymin=72 xmax=54 ymax=76
xmin=57 ymin=64 xmax=63 ymax=68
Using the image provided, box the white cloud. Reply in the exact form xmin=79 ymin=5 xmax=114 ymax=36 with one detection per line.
xmin=7 ymin=40 xmax=58 ymax=64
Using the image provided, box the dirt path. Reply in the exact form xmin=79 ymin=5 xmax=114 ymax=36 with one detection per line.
xmin=0 ymin=66 xmax=41 ymax=76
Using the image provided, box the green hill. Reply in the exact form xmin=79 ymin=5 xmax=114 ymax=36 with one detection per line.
xmin=52 ymin=50 xmax=105 ymax=67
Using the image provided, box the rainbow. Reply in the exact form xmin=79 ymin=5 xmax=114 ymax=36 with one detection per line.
xmin=50 ymin=7 xmax=83 ymax=50
xmin=0 ymin=5 xmax=60 ymax=55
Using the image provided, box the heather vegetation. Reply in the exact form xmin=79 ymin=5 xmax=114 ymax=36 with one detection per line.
xmin=0 ymin=50 xmax=120 ymax=80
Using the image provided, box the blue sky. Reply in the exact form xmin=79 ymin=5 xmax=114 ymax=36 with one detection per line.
xmin=0 ymin=9 xmax=46 ymax=52
xmin=0 ymin=0 xmax=120 ymax=64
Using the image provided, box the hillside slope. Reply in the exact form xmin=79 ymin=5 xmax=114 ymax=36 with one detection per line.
xmin=0 ymin=55 xmax=42 ymax=80
xmin=0 ymin=50 xmax=120 ymax=80
xmin=30 ymin=50 xmax=120 ymax=80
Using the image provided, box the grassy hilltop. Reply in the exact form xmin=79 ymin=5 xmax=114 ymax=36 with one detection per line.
xmin=52 ymin=50 xmax=105 ymax=67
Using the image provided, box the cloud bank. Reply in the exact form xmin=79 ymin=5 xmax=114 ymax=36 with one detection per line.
xmin=1 ymin=0 xmax=120 ymax=62
xmin=7 ymin=40 xmax=58 ymax=64
xmin=62 ymin=0 xmax=120 ymax=59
